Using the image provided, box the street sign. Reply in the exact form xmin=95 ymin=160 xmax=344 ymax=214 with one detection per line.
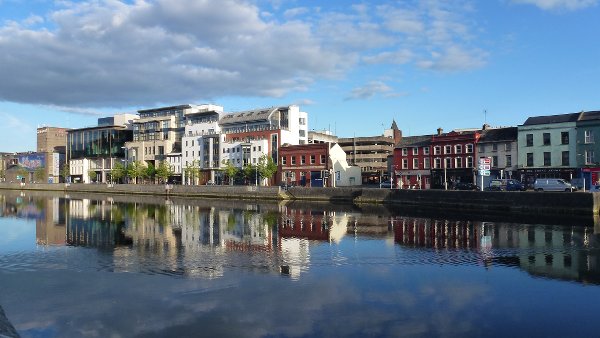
xmin=478 ymin=164 xmax=491 ymax=170
xmin=479 ymin=158 xmax=491 ymax=165
xmin=478 ymin=170 xmax=490 ymax=176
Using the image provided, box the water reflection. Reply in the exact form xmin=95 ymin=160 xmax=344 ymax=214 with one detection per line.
xmin=1 ymin=191 xmax=599 ymax=285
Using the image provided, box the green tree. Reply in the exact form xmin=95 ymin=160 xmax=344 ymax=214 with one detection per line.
xmin=111 ymin=162 xmax=126 ymax=183
xmin=257 ymin=155 xmax=278 ymax=186
xmin=88 ymin=169 xmax=97 ymax=183
xmin=60 ymin=163 xmax=70 ymax=183
xmin=34 ymin=166 xmax=46 ymax=183
xmin=0 ymin=167 xmax=4 ymax=182
xmin=184 ymin=160 xmax=200 ymax=185
xmin=16 ymin=165 xmax=28 ymax=182
xmin=145 ymin=162 xmax=156 ymax=183
xmin=156 ymin=161 xmax=173 ymax=184
xmin=127 ymin=161 xmax=145 ymax=184
xmin=243 ymin=164 xmax=257 ymax=185
xmin=223 ymin=161 xmax=238 ymax=185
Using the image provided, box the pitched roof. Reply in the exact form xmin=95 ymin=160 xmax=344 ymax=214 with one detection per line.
xmin=219 ymin=107 xmax=277 ymax=125
xmin=522 ymin=112 xmax=582 ymax=126
xmin=578 ymin=111 xmax=600 ymax=121
xmin=395 ymin=135 xmax=432 ymax=148
xmin=479 ymin=127 xmax=518 ymax=143
xmin=391 ymin=120 xmax=398 ymax=130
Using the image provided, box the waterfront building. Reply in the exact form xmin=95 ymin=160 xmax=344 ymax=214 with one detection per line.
xmin=279 ymin=143 xmax=360 ymax=187
xmin=430 ymin=127 xmax=480 ymax=189
xmin=517 ymin=112 xmax=580 ymax=186
xmin=392 ymin=135 xmax=433 ymax=189
xmin=477 ymin=126 xmax=518 ymax=187
xmin=180 ymin=104 xmax=224 ymax=184
xmin=575 ymin=111 xmax=600 ymax=188
xmin=125 ymin=105 xmax=198 ymax=169
xmin=338 ymin=121 xmax=401 ymax=185
xmin=37 ymin=126 xmax=69 ymax=183
xmin=67 ymin=114 xmax=136 ymax=183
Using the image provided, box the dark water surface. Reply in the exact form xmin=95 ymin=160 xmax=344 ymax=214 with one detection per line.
xmin=1 ymin=190 xmax=600 ymax=338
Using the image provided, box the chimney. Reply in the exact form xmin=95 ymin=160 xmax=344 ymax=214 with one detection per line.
xmin=437 ymin=127 xmax=443 ymax=135
xmin=482 ymin=123 xmax=490 ymax=130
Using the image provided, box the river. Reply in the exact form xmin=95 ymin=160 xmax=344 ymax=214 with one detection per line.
xmin=1 ymin=190 xmax=599 ymax=337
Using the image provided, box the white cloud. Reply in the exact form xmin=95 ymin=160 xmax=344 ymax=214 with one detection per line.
xmin=0 ymin=0 xmax=487 ymax=112
xmin=512 ymin=0 xmax=598 ymax=10
xmin=346 ymin=81 xmax=398 ymax=100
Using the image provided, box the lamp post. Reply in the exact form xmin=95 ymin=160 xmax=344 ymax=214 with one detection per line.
xmin=444 ymin=158 xmax=448 ymax=190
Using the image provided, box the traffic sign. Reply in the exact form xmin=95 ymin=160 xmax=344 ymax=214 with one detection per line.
xmin=478 ymin=170 xmax=490 ymax=176
xmin=478 ymin=164 xmax=491 ymax=170
xmin=479 ymin=158 xmax=491 ymax=165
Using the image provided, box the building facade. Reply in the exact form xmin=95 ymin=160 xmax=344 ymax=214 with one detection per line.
xmin=477 ymin=126 xmax=518 ymax=187
xmin=575 ymin=111 xmax=600 ymax=189
xmin=430 ymin=128 xmax=480 ymax=189
xmin=517 ymin=112 xmax=580 ymax=187
xmin=392 ymin=135 xmax=432 ymax=189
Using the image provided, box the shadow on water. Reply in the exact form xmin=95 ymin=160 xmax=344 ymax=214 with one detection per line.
xmin=0 ymin=305 xmax=19 ymax=338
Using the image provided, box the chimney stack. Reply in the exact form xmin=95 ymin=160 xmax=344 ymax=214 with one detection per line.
xmin=437 ymin=127 xmax=443 ymax=135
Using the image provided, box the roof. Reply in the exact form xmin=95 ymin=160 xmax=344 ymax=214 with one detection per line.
xmin=137 ymin=104 xmax=193 ymax=114
xmin=479 ymin=127 xmax=518 ymax=143
xmin=395 ymin=135 xmax=432 ymax=148
xmin=578 ymin=111 xmax=600 ymax=121
xmin=219 ymin=107 xmax=278 ymax=125
xmin=522 ymin=112 xmax=582 ymax=126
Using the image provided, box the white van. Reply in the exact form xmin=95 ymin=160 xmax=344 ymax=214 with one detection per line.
xmin=533 ymin=178 xmax=574 ymax=192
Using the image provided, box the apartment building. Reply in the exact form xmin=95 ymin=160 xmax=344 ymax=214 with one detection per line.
xmin=430 ymin=128 xmax=480 ymax=189
xmin=392 ymin=135 xmax=432 ymax=189
xmin=477 ymin=126 xmax=518 ymax=187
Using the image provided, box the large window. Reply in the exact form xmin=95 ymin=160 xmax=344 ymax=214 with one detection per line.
xmin=506 ymin=155 xmax=512 ymax=167
xmin=527 ymin=153 xmax=534 ymax=167
xmin=444 ymin=145 xmax=452 ymax=154
xmin=455 ymin=157 xmax=463 ymax=168
xmin=526 ymin=134 xmax=533 ymax=147
xmin=402 ymin=159 xmax=408 ymax=169
xmin=586 ymin=151 xmax=595 ymax=164
xmin=492 ymin=156 xmax=498 ymax=168
xmin=423 ymin=147 xmax=430 ymax=155
xmin=455 ymin=145 xmax=462 ymax=154
xmin=585 ymin=130 xmax=594 ymax=144
xmin=434 ymin=146 xmax=441 ymax=155
xmin=434 ymin=158 xmax=441 ymax=169
xmin=561 ymin=132 xmax=569 ymax=145
xmin=466 ymin=144 xmax=473 ymax=153
xmin=402 ymin=148 xmax=408 ymax=156
xmin=561 ymin=151 xmax=569 ymax=166
xmin=445 ymin=157 xmax=452 ymax=168
xmin=543 ymin=152 xmax=551 ymax=166
xmin=543 ymin=133 xmax=551 ymax=146
xmin=466 ymin=156 xmax=473 ymax=168
xmin=412 ymin=147 xmax=419 ymax=155
xmin=424 ymin=158 xmax=431 ymax=169
xmin=413 ymin=158 xmax=419 ymax=169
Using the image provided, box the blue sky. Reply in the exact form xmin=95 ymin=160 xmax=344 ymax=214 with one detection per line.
xmin=0 ymin=0 xmax=598 ymax=151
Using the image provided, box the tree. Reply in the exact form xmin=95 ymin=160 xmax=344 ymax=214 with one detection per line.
xmin=34 ymin=166 xmax=46 ymax=183
xmin=88 ymin=169 xmax=97 ymax=183
xmin=60 ymin=163 xmax=70 ymax=183
xmin=0 ymin=167 xmax=4 ymax=182
xmin=16 ymin=165 xmax=28 ymax=182
xmin=156 ymin=161 xmax=173 ymax=184
xmin=111 ymin=162 xmax=126 ymax=183
xmin=127 ymin=161 xmax=145 ymax=184
xmin=243 ymin=164 xmax=257 ymax=185
xmin=184 ymin=160 xmax=200 ymax=185
xmin=257 ymin=155 xmax=278 ymax=186
xmin=223 ymin=161 xmax=238 ymax=185
xmin=145 ymin=162 xmax=156 ymax=183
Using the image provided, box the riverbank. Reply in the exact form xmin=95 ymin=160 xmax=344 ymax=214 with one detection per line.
xmin=1 ymin=182 xmax=598 ymax=218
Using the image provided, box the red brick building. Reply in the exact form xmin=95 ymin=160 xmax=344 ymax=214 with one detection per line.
xmin=430 ymin=128 xmax=481 ymax=189
xmin=392 ymin=135 xmax=433 ymax=189
xmin=279 ymin=143 xmax=332 ymax=187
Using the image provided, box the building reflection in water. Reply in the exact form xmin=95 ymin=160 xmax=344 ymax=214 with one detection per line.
xmin=1 ymin=191 xmax=599 ymax=285
xmin=392 ymin=216 xmax=600 ymax=284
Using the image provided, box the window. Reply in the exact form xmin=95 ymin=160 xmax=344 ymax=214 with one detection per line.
xmin=300 ymin=156 xmax=305 ymax=165
xmin=543 ymin=152 xmax=551 ymax=166
xmin=526 ymin=134 xmax=533 ymax=147
xmin=561 ymin=132 xmax=569 ymax=145
xmin=585 ymin=130 xmax=594 ymax=144
xmin=434 ymin=146 xmax=441 ymax=155
xmin=455 ymin=145 xmax=462 ymax=154
xmin=492 ymin=156 xmax=498 ymax=168
xmin=413 ymin=158 xmax=419 ymax=169
xmin=561 ymin=151 xmax=569 ymax=166
xmin=445 ymin=157 xmax=452 ymax=168
xmin=506 ymin=155 xmax=512 ymax=167
xmin=466 ymin=156 xmax=473 ymax=168
xmin=434 ymin=158 xmax=441 ymax=169
xmin=402 ymin=159 xmax=408 ymax=169
xmin=320 ymin=154 xmax=326 ymax=164
xmin=543 ymin=133 xmax=551 ymax=146
xmin=282 ymin=156 xmax=286 ymax=165
xmin=455 ymin=157 xmax=462 ymax=168
xmin=492 ymin=143 xmax=498 ymax=152
xmin=444 ymin=145 xmax=452 ymax=154
xmin=291 ymin=156 xmax=296 ymax=165
xmin=310 ymin=155 xmax=315 ymax=164
xmin=412 ymin=148 xmax=418 ymax=155
xmin=478 ymin=145 xmax=485 ymax=153
xmin=466 ymin=144 xmax=473 ymax=153
xmin=423 ymin=147 xmax=430 ymax=155
xmin=586 ymin=151 xmax=595 ymax=164
xmin=424 ymin=158 xmax=431 ymax=169
xmin=527 ymin=153 xmax=534 ymax=167
xmin=402 ymin=148 xmax=408 ymax=156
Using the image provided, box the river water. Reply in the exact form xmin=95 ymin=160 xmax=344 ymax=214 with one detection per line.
xmin=1 ymin=190 xmax=599 ymax=338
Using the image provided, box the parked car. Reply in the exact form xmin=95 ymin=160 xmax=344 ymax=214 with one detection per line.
xmin=533 ymin=178 xmax=574 ymax=192
xmin=486 ymin=179 xmax=526 ymax=191
xmin=454 ymin=182 xmax=477 ymax=190
xmin=380 ymin=180 xmax=393 ymax=189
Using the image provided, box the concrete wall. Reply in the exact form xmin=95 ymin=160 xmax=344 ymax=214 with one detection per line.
xmin=1 ymin=183 xmax=598 ymax=218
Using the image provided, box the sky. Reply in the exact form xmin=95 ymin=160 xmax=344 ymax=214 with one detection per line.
xmin=0 ymin=0 xmax=598 ymax=152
